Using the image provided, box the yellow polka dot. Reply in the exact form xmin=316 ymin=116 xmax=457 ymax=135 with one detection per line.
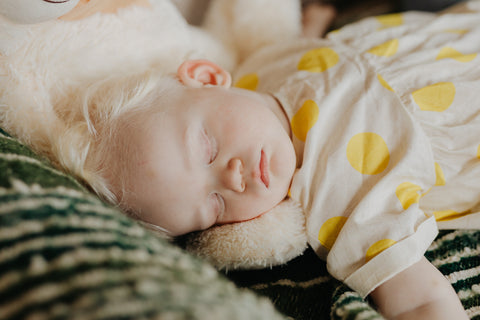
xmin=318 ymin=216 xmax=348 ymax=250
xmin=435 ymin=162 xmax=446 ymax=186
xmin=291 ymin=99 xmax=319 ymax=142
xmin=444 ymin=29 xmax=469 ymax=35
xmin=412 ymin=82 xmax=456 ymax=112
xmin=367 ymin=39 xmax=399 ymax=57
xmin=346 ymin=132 xmax=390 ymax=175
xmin=377 ymin=74 xmax=394 ymax=92
xmin=234 ymin=73 xmax=259 ymax=91
xmin=396 ymin=182 xmax=422 ymax=210
xmin=297 ymin=48 xmax=339 ymax=73
xmin=375 ymin=13 xmax=403 ymax=27
xmin=436 ymin=47 xmax=477 ymax=63
xmin=433 ymin=210 xmax=471 ymax=221
xmin=366 ymin=239 xmax=397 ymax=262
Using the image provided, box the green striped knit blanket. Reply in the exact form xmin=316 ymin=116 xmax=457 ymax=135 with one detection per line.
xmin=1 ymin=127 xmax=480 ymax=319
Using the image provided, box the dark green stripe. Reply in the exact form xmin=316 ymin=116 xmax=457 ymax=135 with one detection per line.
xmin=425 ymin=231 xmax=480 ymax=261
xmin=460 ymin=293 xmax=480 ymax=310
xmin=436 ymin=257 xmax=480 ymax=280
xmin=0 ymin=156 xmax=84 ymax=190
xmin=0 ymin=197 xmax=128 ymax=227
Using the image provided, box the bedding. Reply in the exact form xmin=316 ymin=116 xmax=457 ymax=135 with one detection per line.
xmin=226 ymin=229 xmax=480 ymax=319
xmin=2 ymin=128 xmax=480 ymax=319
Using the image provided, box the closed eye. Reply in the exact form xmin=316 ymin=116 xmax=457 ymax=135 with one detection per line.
xmin=201 ymin=128 xmax=217 ymax=165
xmin=209 ymin=193 xmax=225 ymax=221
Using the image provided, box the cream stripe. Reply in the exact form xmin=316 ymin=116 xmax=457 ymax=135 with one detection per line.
xmin=0 ymin=179 xmax=87 ymax=199
xmin=427 ymin=230 xmax=469 ymax=251
xmin=0 ymin=197 xmax=72 ymax=215
xmin=429 ymin=244 xmax=480 ymax=267
xmin=355 ymin=309 xmax=383 ymax=319
xmin=457 ymin=287 xmax=480 ymax=300
xmin=0 ymin=153 xmax=65 ymax=176
xmin=0 ymin=246 xmax=166 ymax=293
xmin=0 ymin=193 xmax=118 ymax=219
xmin=0 ymin=153 xmax=81 ymax=187
xmin=0 ymin=265 xmax=174 ymax=319
xmin=0 ymin=214 xmax=144 ymax=243
xmin=0 ymin=232 xmax=127 ymax=265
xmin=0 ymin=132 xmax=16 ymax=141
xmin=90 ymin=294 xmax=166 ymax=320
xmin=445 ymin=265 xmax=480 ymax=284
xmin=250 ymin=275 xmax=331 ymax=290
xmin=334 ymin=291 xmax=361 ymax=305
xmin=335 ymin=301 xmax=369 ymax=312
xmin=467 ymin=306 xmax=480 ymax=318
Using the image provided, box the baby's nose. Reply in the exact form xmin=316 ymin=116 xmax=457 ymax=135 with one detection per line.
xmin=222 ymin=158 xmax=245 ymax=193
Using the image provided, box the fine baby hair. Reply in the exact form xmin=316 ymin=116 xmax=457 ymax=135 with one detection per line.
xmin=62 ymin=72 xmax=181 ymax=206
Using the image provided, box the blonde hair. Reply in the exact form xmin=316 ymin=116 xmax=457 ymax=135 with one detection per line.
xmin=51 ymin=71 xmax=181 ymax=216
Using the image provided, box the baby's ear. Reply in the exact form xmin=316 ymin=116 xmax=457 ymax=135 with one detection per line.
xmin=177 ymin=60 xmax=231 ymax=88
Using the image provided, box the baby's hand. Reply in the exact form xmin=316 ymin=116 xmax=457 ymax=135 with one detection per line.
xmin=302 ymin=2 xmax=336 ymax=37
xmin=370 ymin=257 xmax=468 ymax=320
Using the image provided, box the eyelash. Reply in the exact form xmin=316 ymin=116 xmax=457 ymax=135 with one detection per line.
xmin=211 ymin=193 xmax=225 ymax=220
xmin=201 ymin=128 xmax=218 ymax=165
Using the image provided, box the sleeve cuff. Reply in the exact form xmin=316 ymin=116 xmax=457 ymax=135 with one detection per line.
xmin=343 ymin=216 xmax=438 ymax=298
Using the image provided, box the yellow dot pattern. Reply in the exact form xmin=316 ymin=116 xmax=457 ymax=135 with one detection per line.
xmin=412 ymin=82 xmax=456 ymax=112
xmin=366 ymin=239 xmax=397 ymax=262
xmin=396 ymin=182 xmax=422 ymax=210
xmin=436 ymin=47 xmax=477 ymax=63
xmin=295 ymin=17 xmax=480 ymax=277
xmin=346 ymin=132 xmax=390 ymax=175
xmin=297 ymin=48 xmax=339 ymax=73
xmin=375 ymin=13 xmax=403 ymax=28
xmin=291 ymin=99 xmax=319 ymax=142
xmin=234 ymin=73 xmax=259 ymax=91
xmin=377 ymin=74 xmax=394 ymax=92
xmin=435 ymin=162 xmax=446 ymax=186
xmin=367 ymin=39 xmax=399 ymax=57
xmin=318 ymin=216 xmax=348 ymax=250
xmin=433 ymin=210 xmax=473 ymax=222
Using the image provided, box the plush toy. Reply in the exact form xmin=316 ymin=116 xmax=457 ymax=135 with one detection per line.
xmin=184 ymin=198 xmax=308 ymax=270
xmin=0 ymin=0 xmax=80 ymax=24
xmin=0 ymin=0 xmax=301 ymax=147
xmin=0 ymin=0 xmax=304 ymax=270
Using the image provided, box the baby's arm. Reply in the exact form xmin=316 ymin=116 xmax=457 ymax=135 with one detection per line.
xmin=370 ymin=257 xmax=468 ymax=320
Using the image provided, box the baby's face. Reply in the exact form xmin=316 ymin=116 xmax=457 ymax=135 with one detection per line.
xmin=123 ymin=85 xmax=296 ymax=236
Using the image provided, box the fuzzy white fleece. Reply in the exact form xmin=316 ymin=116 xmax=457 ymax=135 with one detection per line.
xmin=186 ymin=198 xmax=307 ymax=270
xmin=0 ymin=1 xmax=232 ymax=152
xmin=0 ymin=0 xmax=306 ymax=271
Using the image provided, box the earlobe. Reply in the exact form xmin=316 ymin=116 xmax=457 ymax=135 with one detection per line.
xmin=177 ymin=60 xmax=232 ymax=88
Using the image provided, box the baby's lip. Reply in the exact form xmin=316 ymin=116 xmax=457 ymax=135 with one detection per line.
xmin=259 ymin=150 xmax=270 ymax=188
